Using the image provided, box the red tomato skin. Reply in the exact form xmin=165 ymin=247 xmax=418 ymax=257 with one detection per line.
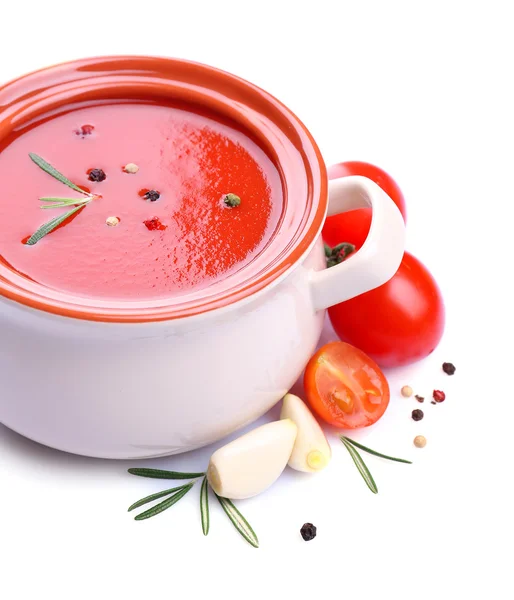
xmin=304 ymin=341 xmax=390 ymax=429
xmin=328 ymin=253 xmax=445 ymax=368
xmin=327 ymin=161 xmax=407 ymax=220
xmin=323 ymin=161 xmax=407 ymax=250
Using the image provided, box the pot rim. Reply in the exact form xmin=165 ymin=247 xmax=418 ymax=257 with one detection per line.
xmin=0 ymin=55 xmax=327 ymax=323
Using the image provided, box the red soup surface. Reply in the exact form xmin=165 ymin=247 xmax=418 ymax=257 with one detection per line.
xmin=0 ymin=102 xmax=283 ymax=301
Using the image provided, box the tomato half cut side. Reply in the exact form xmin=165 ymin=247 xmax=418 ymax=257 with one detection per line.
xmin=304 ymin=342 xmax=390 ymax=429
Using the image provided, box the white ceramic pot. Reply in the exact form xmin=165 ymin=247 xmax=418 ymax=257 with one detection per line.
xmin=0 ymin=57 xmax=405 ymax=458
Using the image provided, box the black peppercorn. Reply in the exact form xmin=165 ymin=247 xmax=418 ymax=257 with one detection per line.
xmin=144 ymin=190 xmax=161 ymax=202
xmin=412 ymin=409 xmax=424 ymax=421
xmin=88 ymin=168 xmax=106 ymax=182
xmin=442 ymin=362 xmax=456 ymax=375
xmin=300 ymin=523 xmax=317 ymax=541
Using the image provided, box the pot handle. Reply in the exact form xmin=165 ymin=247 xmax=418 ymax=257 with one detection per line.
xmin=310 ymin=175 xmax=405 ymax=311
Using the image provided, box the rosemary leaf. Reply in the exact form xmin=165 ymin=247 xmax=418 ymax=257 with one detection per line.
xmin=39 ymin=197 xmax=84 ymax=203
xmin=29 ymin=153 xmax=88 ymax=195
xmin=128 ymin=484 xmax=190 ymax=512
xmin=128 ymin=468 xmax=205 ymax=480
xmin=134 ymin=482 xmax=194 ymax=521
xmin=25 ymin=205 xmax=84 ymax=246
xmin=41 ymin=200 xmax=88 ymax=209
xmin=216 ymin=494 xmax=259 ymax=548
xmin=342 ymin=436 xmax=412 ymax=464
xmin=200 ymin=477 xmax=210 ymax=536
xmin=340 ymin=437 xmax=378 ymax=494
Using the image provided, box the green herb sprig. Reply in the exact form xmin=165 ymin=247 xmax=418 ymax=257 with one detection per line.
xmin=25 ymin=153 xmax=98 ymax=245
xmin=200 ymin=476 xmax=210 ymax=536
xmin=127 ymin=468 xmax=258 ymax=547
xmin=340 ymin=436 xmax=411 ymax=494
xmin=324 ymin=242 xmax=355 ymax=268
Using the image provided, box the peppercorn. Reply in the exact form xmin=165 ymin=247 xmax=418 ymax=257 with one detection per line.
xmin=105 ymin=216 xmax=120 ymax=227
xmin=415 ymin=395 xmax=424 ymax=403
xmin=414 ymin=435 xmax=427 ymax=448
xmin=401 ymin=385 xmax=413 ymax=398
xmin=75 ymin=124 xmax=94 ymax=136
xmin=123 ymin=163 xmax=139 ymax=174
xmin=144 ymin=190 xmax=160 ymax=202
xmin=300 ymin=523 xmax=317 ymax=541
xmin=223 ymin=193 xmax=241 ymax=207
xmin=88 ymin=168 xmax=106 ymax=182
xmin=433 ymin=390 xmax=446 ymax=402
xmin=412 ymin=409 xmax=424 ymax=421
xmin=442 ymin=362 xmax=456 ymax=375
xmin=144 ymin=217 xmax=166 ymax=231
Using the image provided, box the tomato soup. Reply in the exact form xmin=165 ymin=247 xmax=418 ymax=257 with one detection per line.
xmin=0 ymin=102 xmax=283 ymax=301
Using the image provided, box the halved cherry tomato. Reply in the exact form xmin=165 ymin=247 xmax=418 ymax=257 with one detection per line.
xmin=304 ymin=342 xmax=390 ymax=429
xmin=323 ymin=161 xmax=407 ymax=251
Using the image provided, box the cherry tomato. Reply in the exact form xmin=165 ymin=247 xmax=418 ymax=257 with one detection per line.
xmin=323 ymin=161 xmax=407 ymax=250
xmin=328 ymin=252 xmax=445 ymax=368
xmin=304 ymin=341 xmax=390 ymax=429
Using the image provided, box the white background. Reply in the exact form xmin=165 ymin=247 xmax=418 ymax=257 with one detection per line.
xmin=0 ymin=1 xmax=512 ymax=599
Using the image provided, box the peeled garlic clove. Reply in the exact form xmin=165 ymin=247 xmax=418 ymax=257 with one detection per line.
xmin=207 ymin=419 xmax=298 ymax=500
xmin=280 ymin=393 xmax=331 ymax=473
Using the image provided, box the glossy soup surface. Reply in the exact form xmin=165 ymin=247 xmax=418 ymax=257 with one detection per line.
xmin=0 ymin=102 xmax=283 ymax=301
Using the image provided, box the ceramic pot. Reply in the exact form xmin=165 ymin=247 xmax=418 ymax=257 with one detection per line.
xmin=0 ymin=57 xmax=404 ymax=458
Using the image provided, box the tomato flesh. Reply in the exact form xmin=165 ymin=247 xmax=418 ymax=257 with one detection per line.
xmin=304 ymin=342 xmax=390 ymax=429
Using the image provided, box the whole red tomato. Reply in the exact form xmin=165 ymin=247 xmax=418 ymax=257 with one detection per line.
xmin=323 ymin=161 xmax=407 ymax=250
xmin=328 ymin=252 xmax=445 ymax=368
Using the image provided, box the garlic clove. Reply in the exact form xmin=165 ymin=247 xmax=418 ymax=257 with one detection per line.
xmin=280 ymin=393 xmax=331 ymax=473
xmin=207 ymin=419 xmax=298 ymax=500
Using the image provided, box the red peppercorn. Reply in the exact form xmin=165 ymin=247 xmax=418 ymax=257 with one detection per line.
xmin=144 ymin=217 xmax=166 ymax=231
xmin=433 ymin=390 xmax=446 ymax=402
xmin=75 ymin=124 xmax=94 ymax=136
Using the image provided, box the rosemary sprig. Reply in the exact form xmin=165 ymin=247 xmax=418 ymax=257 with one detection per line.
xmin=341 ymin=436 xmax=412 ymax=464
xmin=40 ymin=198 xmax=90 ymax=209
xmin=25 ymin=205 xmax=86 ymax=246
xmin=134 ymin=482 xmax=194 ymax=521
xmin=29 ymin=152 xmax=88 ymax=195
xmin=340 ymin=436 xmax=378 ymax=494
xmin=200 ymin=477 xmax=210 ymax=536
xmin=128 ymin=483 xmax=191 ymax=512
xmin=216 ymin=494 xmax=259 ymax=548
xmin=128 ymin=468 xmax=205 ymax=480
xmin=25 ymin=153 xmax=98 ymax=245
